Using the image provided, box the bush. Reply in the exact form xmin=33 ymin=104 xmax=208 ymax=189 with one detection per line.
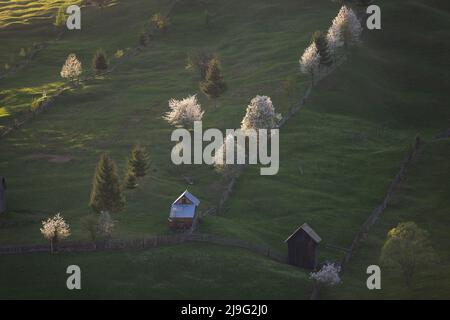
xmin=114 ymin=49 xmax=125 ymax=59
xmin=92 ymin=49 xmax=108 ymax=73
xmin=19 ymin=48 xmax=28 ymax=58
xmin=200 ymin=57 xmax=227 ymax=107
xmin=30 ymin=93 xmax=49 ymax=112
xmin=186 ymin=48 xmax=216 ymax=80
xmin=151 ymin=13 xmax=170 ymax=33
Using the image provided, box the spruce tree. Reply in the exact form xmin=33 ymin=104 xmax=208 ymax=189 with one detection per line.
xmin=128 ymin=145 xmax=150 ymax=177
xmin=92 ymin=49 xmax=108 ymax=73
xmin=312 ymin=31 xmax=333 ymax=67
xmin=89 ymin=153 xmax=125 ymax=213
xmin=200 ymin=57 xmax=227 ymax=108
xmin=123 ymin=163 xmax=138 ymax=189
xmin=54 ymin=6 xmax=66 ymax=28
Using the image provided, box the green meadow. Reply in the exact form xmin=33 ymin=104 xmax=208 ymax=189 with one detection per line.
xmin=0 ymin=0 xmax=449 ymax=299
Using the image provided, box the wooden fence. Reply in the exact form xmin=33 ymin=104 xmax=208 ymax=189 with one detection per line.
xmin=0 ymin=233 xmax=287 ymax=263
xmin=340 ymin=137 xmax=423 ymax=267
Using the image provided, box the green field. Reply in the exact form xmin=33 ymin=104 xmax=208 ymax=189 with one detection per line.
xmin=0 ymin=0 xmax=449 ymax=299
xmin=326 ymin=139 xmax=450 ymax=299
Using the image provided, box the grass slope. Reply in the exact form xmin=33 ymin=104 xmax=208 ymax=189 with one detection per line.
xmin=326 ymin=139 xmax=450 ymax=299
xmin=203 ymin=0 xmax=450 ymax=256
xmin=0 ymin=0 xmax=448 ymax=299
xmin=0 ymin=243 xmax=311 ymax=299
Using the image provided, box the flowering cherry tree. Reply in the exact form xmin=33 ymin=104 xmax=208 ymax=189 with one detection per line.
xmin=327 ymin=6 xmax=363 ymax=54
xmin=299 ymin=43 xmax=320 ymax=82
xmin=164 ymin=95 xmax=204 ymax=129
xmin=40 ymin=213 xmax=71 ymax=254
xmin=213 ymin=133 xmax=245 ymax=178
xmin=326 ymin=17 xmax=344 ymax=55
xmin=310 ymin=262 xmax=342 ymax=287
xmin=60 ymin=53 xmax=82 ymax=83
xmin=241 ymin=95 xmax=279 ymax=131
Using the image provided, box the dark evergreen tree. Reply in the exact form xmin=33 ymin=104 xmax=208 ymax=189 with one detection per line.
xmin=92 ymin=49 xmax=108 ymax=73
xmin=89 ymin=153 xmax=125 ymax=213
xmin=123 ymin=163 xmax=138 ymax=189
xmin=128 ymin=144 xmax=150 ymax=177
xmin=312 ymin=31 xmax=333 ymax=67
xmin=200 ymin=57 xmax=227 ymax=108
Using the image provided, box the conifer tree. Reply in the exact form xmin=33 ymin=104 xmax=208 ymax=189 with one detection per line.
xmin=54 ymin=6 xmax=66 ymax=28
xmin=89 ymin=153 xmax=125 ymax=213
xmin=128 ymin=145 xmax=150 ymax=178
xmin=92 ymin=49 xmax=108 ymax=73
xmin=123 ymin=162 xmax=138 ymax=189
xmin=312 ymin=31 xmax=333 ymax=67
xmin=200 ymin=57 xmax=227 ymax=108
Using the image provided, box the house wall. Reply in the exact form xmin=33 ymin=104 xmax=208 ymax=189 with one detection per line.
xmin=287 ymin=231 xmax=318 ymax=270
xmin=168 ymin=217 xmax=193 ymax=230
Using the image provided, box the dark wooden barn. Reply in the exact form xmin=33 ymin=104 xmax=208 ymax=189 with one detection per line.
xmin=0 ymin=177 xmax=6 ymax=214
xmin=285 ymin=223 xmax=321 ymax=270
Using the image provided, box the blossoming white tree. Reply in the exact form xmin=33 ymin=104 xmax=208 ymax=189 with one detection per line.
xmin=299 ymin=43 xmax=320 ymax=82
xmin=213 ymin=133 xmax=245 ymax=178
xmin=310 ymin=262 xmax=342 ymax=287
xmin=326 ymin=17 xmax=344 ymax=56
xmin=40 ymin=213 xmax=71 ymax=254
xmin=164 ymin=95 xmax=204 ymax=129
xmin=60 ymin=53 xmax=82 ymax=83
xmin=327 ymin=6 xmax=363 ymax=55
xmin=241 ymin=95 xmax=279 ymax=131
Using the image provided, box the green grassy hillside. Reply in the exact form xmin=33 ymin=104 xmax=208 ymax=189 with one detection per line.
xmin=0 ymin=0 xmax=449 ymax=299
xmin=0 ymin=243 xmax=312 ymax=299
xmin=326 ymin=139 xmax=450 ymax=299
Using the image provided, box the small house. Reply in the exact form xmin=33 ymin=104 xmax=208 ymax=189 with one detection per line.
xmin=285 ymin=223 xmax=321 ymax=270
xmin=0 ymin=177 xmax=6 ymax=214
xmin=168 ymin=190 xmax=200 ymax=230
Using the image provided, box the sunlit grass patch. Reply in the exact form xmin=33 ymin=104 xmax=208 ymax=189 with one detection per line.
xmin=0 ymin=106 xmax=10 ymax=118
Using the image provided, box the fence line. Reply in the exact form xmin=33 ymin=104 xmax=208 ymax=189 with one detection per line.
xmin=340 ymin=138 xmax=423 ymax=267
xmin=0 ymin=233 xmax=287 ymax=263
xmin=217 ymin=58 xmax=347 ymax=213
xmin=309 ymin=136 xmax=425 ymax=299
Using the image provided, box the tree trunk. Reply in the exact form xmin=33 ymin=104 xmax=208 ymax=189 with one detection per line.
xmin=52 ymin=235 xmax=59 ymax=254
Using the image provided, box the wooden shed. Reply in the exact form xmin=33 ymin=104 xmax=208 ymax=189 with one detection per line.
xmin=168 ymin=190 xmax=200 ymax=230
xmin=285 ymin=223 xmax=321 ymax=270
xmin=0 ymin=177 xmax=6 ymax=214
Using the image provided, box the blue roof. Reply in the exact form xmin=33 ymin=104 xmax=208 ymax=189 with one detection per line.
xmin=169 ymin=190 xmax=200 ymax=219
xmin=172 ymin=190 xmax=200 ymax=206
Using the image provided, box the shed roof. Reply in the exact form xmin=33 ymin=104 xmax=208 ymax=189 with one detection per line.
xmin=172 ymin=190 xmax=200 ymax=206
xmin=285 ymin=223 xmax=322 ymax=243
